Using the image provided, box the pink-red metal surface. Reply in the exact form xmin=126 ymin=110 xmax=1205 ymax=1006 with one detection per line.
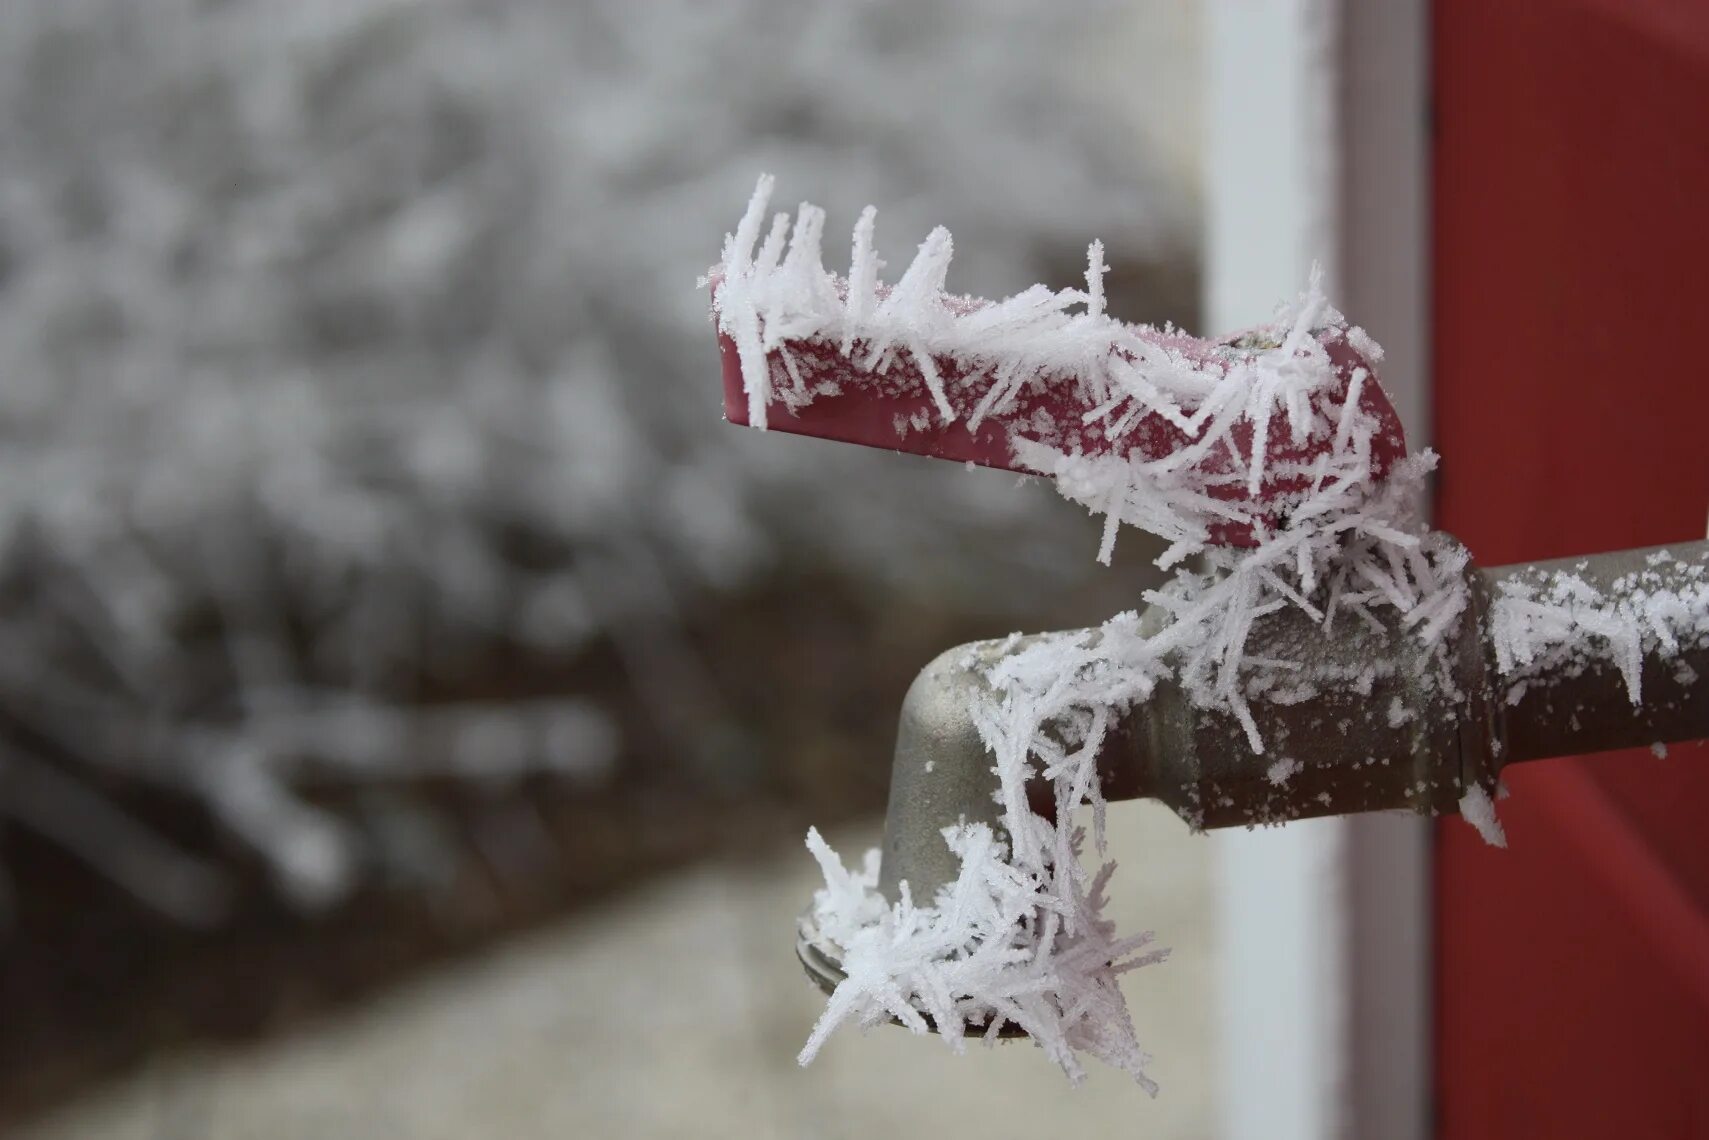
xmin=1434 ymin=0 xmax=1709 ymax=1134
xmin=714 ymin=291 xmax=1406 ymax=547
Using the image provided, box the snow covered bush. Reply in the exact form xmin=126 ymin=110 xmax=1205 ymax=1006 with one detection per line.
xmin=0 ymin=1 xmax=1184 ymax=923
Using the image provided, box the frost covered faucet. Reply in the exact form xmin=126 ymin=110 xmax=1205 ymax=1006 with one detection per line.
xmin=707 ymin=178 xmax=1709 ymax=1086
xmin=850 ymin=541 xmax=1709 ymax=908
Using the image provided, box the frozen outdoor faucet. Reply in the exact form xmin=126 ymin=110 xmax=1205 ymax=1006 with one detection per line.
xmin=706 ymin=181 xmax=1709 ymax=1056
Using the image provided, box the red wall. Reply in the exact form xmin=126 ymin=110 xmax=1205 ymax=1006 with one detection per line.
xmin=1433 ymin=1 xmax=1709 ymax=1135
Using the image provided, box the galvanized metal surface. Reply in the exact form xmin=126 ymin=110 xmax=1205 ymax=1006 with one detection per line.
xmin=851 ymin=537 xmax=1708 ymax=908
xmin=873 ymin=644 xmax=1013 ymax=905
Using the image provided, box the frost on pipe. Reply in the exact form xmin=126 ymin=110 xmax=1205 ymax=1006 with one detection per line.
xmin=1487 ymin=546 xmax=1709 ymax=761
xmin=708 ymin=177 xmax=1461 ymax=1088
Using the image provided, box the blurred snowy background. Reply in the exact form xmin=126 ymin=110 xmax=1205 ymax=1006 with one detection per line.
xmin=0 ymin=0 xmax=1205 ymax=1131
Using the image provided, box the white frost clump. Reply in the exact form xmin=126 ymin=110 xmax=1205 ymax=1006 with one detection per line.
xmin=801 ymin=823 xmax=1165 ymax=1088
xmin=729 ymin=184 xmax=1475 ymax=1085
xmin=1457 ymin=784 xmax=1507 ymax=848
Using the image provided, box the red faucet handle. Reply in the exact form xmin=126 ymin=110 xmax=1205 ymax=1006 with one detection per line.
xmin=712 ymin=280 xmax=1405 ymax=548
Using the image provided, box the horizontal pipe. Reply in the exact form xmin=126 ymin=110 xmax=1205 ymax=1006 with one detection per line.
xmin=1488 ymin=540 xmax=1709 ymax=764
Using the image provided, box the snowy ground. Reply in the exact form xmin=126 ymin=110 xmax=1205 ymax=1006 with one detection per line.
xmin=15 ymin=802 xmax=1214 ymax=1139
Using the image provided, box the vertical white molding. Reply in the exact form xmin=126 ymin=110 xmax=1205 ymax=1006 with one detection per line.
xmin=1206 ymin=2 xmax=1347 ymax=1139
xmin=1208 ymin=1 xmax=1434 ymax=1137
xmin=1341 ymin=2 xmax=1432 ymax=1138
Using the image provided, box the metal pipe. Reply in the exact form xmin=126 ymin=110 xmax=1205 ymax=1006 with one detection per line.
xmin=1490 ymin=542 xmax=1709 ymax=764
xmin=871 ymin=538 xmax=1708 ymax=906
xmin=874 ymin=642 xmax=1012 ymax=903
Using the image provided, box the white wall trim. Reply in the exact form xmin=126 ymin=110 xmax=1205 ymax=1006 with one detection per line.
xmin=1208 ymin=1 xmax=1432 ymax=1137
xmin=1340 ymin=1 xmax=1432 ymax=1137
xmin=1207 ymin=2 xmax=1347 ymax=1138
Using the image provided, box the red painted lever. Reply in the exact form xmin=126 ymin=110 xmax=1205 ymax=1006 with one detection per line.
xmin=711 ymin=279 xmax=1406 ymax=549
